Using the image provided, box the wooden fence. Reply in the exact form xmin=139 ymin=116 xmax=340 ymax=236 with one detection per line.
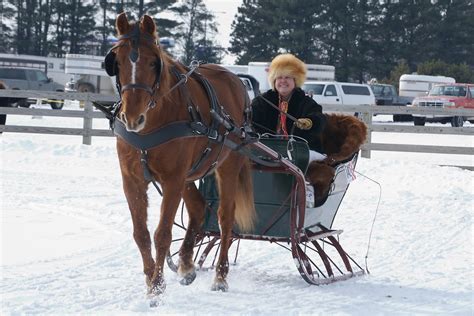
xmin=1 ymin=89 xmax=473 ymax=160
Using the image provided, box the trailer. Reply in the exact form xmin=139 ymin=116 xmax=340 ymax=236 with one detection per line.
xmin=399 ymin=74 xmax=455 ymax=98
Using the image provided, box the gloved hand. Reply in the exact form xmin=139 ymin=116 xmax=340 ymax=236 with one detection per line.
xmin=295 ymin=118 xmax=312 ymax=130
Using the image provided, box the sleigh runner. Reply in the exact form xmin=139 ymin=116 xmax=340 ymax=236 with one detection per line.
xmin=167 ymin=137 xmax=366 ymax=285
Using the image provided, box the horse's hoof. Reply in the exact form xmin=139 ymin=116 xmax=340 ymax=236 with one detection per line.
xmin=148 ymin=294 xmax=161 ymax=308
xmin=148 ymin=278 xmax=166 ymax=296
xmin=179 ymin=270 xmax=196 ymax=286
xmin=211 ymin=279 xmax=228 ymax=292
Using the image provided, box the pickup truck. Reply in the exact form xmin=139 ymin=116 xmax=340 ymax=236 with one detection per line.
xmin=369 ymin=83 xmax=413 ymax=121
xmin=410 ymin=83 xmax=474 ymax=127
xmin=302 ymin=81 xmax=375 ymax=115
xmin=0 ymin=67 xmax=64 ymax=109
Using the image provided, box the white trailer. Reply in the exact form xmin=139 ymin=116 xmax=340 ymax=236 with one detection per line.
xmin=399 ymin=74 xmax=455 ymax=98
xmin=65 ymin=54 xmax=117 ymax=95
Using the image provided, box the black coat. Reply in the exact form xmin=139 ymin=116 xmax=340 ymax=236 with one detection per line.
xmin=251 ymin=88 xmax=326 ymax=153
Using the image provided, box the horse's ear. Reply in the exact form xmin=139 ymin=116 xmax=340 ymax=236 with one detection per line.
xmin=116 ymin=12 xmax=131 ymax=35
xmin=141 ymin=15 xmax=156 ymax=36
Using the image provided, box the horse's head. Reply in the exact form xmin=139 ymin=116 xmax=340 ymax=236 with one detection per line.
xmin=106 ymin=13 xmax=163 ymax=132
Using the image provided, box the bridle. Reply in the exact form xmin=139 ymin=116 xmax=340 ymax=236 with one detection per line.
xmin=104 ymin=23 xmax=163 ymax=111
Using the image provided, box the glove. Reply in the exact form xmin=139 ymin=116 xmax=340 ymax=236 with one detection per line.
xmin=295 ymin=118 xmax=312 ymax=130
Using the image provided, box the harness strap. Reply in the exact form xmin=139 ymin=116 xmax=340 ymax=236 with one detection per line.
xmin=114 ymin=119 xmax=198 ymax=151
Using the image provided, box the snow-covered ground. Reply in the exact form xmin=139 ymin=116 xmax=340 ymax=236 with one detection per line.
xmin=1 ymin=107 xmax=473 ymax=315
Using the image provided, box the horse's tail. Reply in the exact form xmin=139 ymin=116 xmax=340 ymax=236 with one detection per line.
xmin=234 ymin=158 xmax=256 ymax=232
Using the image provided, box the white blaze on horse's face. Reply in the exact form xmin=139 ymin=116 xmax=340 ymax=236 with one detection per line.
xmin=130 ymin=56 xmax=138 ymax=84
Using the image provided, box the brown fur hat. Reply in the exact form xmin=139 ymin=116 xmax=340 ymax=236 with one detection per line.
xmin=268 ymin=54 xmax=306 ymax=89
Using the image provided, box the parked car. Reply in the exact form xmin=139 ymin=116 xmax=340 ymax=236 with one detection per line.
xmin=302 ymin=81 xmax=375 ymax=115
xmin=369 ymin=83 xmax=413 ymax=121
xmin=410 ymin=83 xmax=474 ymax=127
xmin=0 ymin=67 xmax=64 ymax=109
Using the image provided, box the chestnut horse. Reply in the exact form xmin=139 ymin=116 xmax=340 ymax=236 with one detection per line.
xmin=107 ymin=13 xmax=255 ymax=298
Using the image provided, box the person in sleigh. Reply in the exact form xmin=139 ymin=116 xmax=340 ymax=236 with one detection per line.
xmin=250 ymin=53 xmax=327 ymax=163
xmin=251 ymin=53 xmax=367 ymax=207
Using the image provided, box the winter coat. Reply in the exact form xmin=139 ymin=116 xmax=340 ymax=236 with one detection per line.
xmin=251 ymin=88 xmax=326 ymax=153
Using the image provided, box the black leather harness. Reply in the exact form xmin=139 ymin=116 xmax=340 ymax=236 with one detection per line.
xmin=95 ymin=62 xmax=259 ymax=185
xmin=95 ymin=25 xmax=260 ymax=189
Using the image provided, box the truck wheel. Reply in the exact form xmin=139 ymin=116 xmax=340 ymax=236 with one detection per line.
xmin=50 ymin=101 xmax=64 ymax=110
xmin=50 ymin=90 xmax=64 ymax=110
xmin=393 ymin=114 xmax=412 ymax=122
xmin=451 ymin=116 xmax=464 ymax=127
xmin=413 ymin=117 xmax=425 ymax=126
xmin=17 ymin=98 xmax=30 ymax=108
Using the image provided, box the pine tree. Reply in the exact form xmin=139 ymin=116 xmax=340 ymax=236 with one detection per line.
xmin=229 ymin=0 xmax=281 ymax=64
xmin=433 ymin=0 xmax=474 ymax=65
xmin=170 ymin=0 xmax=222 ymax=64
xmin=67 ymin=0 xmax=97 ymax=54
xmin=0 ymin=1 xmax=16 ymax=53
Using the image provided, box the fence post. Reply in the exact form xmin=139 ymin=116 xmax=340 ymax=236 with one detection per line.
xmin=83 ymin=99 xmax=93 ymax=145
xmin=360 ymin=108 xmax=372 ymax=158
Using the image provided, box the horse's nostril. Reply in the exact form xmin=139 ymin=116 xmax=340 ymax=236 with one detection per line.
xmin=137 ymin=114 xmax=145 ymax=125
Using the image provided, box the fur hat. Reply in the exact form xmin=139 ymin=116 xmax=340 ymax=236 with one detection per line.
xmin=268 ymin=54 xmax=307 ymax=89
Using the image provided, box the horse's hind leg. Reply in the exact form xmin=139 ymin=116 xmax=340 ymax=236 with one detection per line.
xmin=211 ymin=155 xmax=243 ymax=291
xmin=178 ymin=182 xmax=206 ymax=285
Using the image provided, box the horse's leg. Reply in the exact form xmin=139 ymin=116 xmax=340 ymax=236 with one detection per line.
xmin=149 ymin=179 xmax=185 ymax=295
xmin=178 ymin=182 xmax=206 ymax=285
xmin=211 ymin=154 xmax=243 ymax=292
xmin=122 ymin=177 xmax=155 ymax=288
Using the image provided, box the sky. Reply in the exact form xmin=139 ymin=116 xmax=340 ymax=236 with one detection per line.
xmin=0 ymin=106 xmax=472 ymax=314
xmin=203 ymin=0 xmax=242 ymax=63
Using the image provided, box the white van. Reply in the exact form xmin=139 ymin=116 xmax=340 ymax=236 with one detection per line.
xmin=302 ymin=81 xmax=375 ymax=113
xmin=399 ymin=74 xmax=455 ymax=98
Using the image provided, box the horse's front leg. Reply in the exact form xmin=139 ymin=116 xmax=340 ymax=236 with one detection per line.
xmin=178 ymin=182 xmax=206 ymax=285
xmin=149 ymin=180 xmax=184 ymax=296
xmin=122 ymin=177 xmax=155 ymax=288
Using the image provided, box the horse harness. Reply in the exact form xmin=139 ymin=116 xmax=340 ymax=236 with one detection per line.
xmin=95 ymin=25 xmax=259 ymax=187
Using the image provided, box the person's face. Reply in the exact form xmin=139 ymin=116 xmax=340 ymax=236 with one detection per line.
xmin=275 ymin=75 xmax=295 ymax=97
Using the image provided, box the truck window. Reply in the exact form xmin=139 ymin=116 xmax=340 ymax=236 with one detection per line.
xmin=302 ymin=83 xmax=324 ymax=95
xmin=34 ymin=70 xmax=48 ymax=82
xmin=324 ymin=85 xmax=337 ymax=96
xmin=0 ymin=68 xmax=27 ymax=80
xmin=469 ymin=87 xmax=474 ymax=98
xmin=370 ymin=85 xmax=383 ymax=96
xmin=430 ymin=85 xmax=466 ymax=97
xmin=341 ymin=85 xmax=371 ymax=95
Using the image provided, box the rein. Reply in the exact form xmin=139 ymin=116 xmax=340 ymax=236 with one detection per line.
xmin=257 ymin=94 xmax=298 ymax=123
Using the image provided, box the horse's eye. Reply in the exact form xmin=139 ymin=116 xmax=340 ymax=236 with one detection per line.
xmin=150 ymin=62 xmax=156 ymax=67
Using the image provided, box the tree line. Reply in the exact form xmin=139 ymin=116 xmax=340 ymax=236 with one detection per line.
xmin=1 ymin=0 xmax=473 ymax=83
xmin=0 ymin=0 xmax=222 ymax=64
xmin=230 ymin=0 xmax=474 ymax=82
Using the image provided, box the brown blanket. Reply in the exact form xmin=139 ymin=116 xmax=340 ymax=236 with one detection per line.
xmin=306 ymin=114 xmax=367 ymax=206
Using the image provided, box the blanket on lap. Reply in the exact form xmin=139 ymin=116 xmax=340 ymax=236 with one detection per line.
xmin=306 ymin=114 xmax=367 ymax=207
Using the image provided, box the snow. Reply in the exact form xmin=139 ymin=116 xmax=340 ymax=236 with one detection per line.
xmin=1 ymin=106 xmax=473 ymax=315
